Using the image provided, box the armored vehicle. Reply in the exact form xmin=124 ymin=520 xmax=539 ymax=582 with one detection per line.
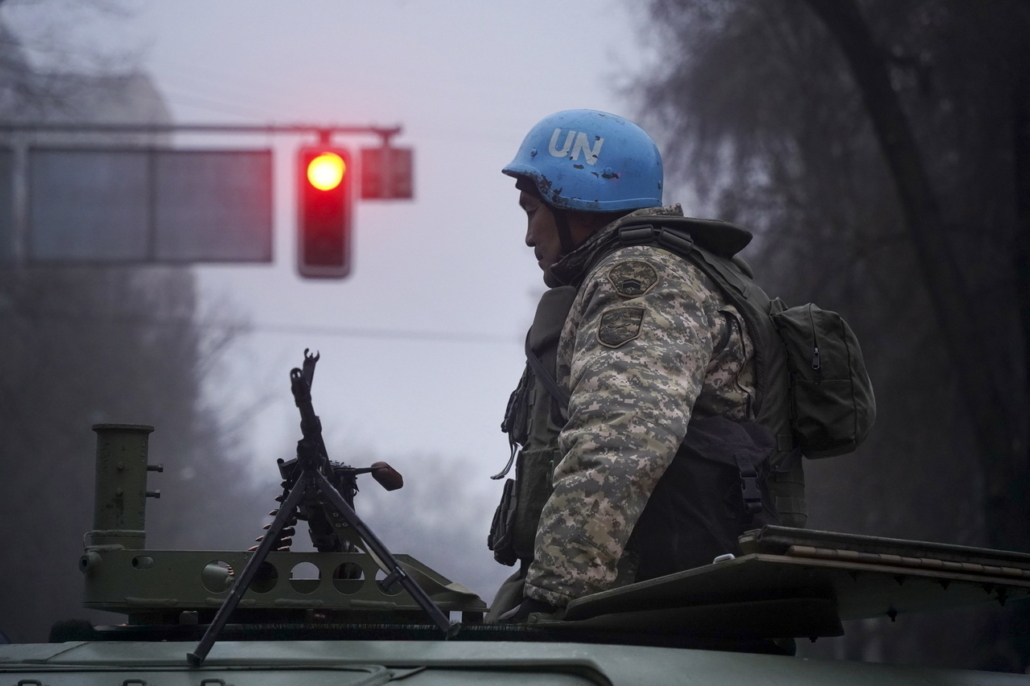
xmin=2 ymin=352 xmax=1029 ymax=684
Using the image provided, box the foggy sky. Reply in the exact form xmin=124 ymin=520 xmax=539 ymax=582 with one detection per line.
xmin=3 ymin=0 xmax=654 ymax=594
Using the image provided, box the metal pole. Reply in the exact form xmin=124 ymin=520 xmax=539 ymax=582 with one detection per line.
xmin=311 ymin=470 xmax=457 ymax=636
xmin=0 ymin=123 xmax=402 ymax=138
xmin=187 ymin=473 xmax=309 ymax=667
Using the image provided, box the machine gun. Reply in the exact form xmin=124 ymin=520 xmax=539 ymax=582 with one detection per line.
xmin=263 ymin=351 xmax=403 ymax=554
xmin=189 ymin=350 xmax=458 ymax=666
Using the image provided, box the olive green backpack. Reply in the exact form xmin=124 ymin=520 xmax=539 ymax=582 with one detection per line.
xmin=608 ymin=218 xmax=876 ymax=527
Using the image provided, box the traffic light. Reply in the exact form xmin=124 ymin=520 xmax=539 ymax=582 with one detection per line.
xmin=361 ymin=146 xmax=414 ymax=199
xmin=298 ymin=147 xmax=352 ymax=278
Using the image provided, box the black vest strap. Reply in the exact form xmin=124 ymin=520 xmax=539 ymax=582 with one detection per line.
xmin=524 ymin=332 xmax=570 ymax=410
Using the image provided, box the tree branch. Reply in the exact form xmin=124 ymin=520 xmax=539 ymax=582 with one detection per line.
xmin=803 ymin=0 xmax=1026 ymax=549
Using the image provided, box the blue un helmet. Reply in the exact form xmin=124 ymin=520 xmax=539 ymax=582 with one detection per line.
xmin=502 ymin=109 xmax=663 ymax=212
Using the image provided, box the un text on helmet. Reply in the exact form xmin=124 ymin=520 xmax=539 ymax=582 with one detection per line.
xmin=548 ymin=129 xmax=605 ymax=165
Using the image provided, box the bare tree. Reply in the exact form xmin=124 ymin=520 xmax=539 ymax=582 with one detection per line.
xmin=631 ymin=0 xmax=1029 ymax=670
xmin=0 ymin=6 xmax=270 ymax=642
xmin=804 ymin=0 xmax=1030 ymax=557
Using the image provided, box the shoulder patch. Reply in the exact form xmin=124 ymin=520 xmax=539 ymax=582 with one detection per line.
xmin=607 ymin=260 xmax=658 ymax=298
xmin=598 ymin=306 xmax=645 ymax=348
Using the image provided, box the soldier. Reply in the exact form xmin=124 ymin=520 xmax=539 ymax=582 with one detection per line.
xmin=487 ymin=110 xmax=784 ymax=622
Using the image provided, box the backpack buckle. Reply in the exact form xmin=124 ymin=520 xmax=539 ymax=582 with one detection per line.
xmin=617 ymin=224 xmax=657 ymax=245
xmin=734 ymin=453 xmax=764 ymax=516
xmin=617 ymin=225 xmax=697 ymax=258
xmin=656 ymin=228 xmax=695 ymax=256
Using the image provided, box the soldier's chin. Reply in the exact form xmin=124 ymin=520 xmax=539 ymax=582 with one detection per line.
xmin=543 ymin=269 xmax=562 ymax=288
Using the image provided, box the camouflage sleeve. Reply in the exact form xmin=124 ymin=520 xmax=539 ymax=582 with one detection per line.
xmin=524 ymin=248 xmax=721 ymax=607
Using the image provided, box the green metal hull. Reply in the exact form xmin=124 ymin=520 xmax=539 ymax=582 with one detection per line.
xmin=2 ymin=639 xmax=1028 ymax=685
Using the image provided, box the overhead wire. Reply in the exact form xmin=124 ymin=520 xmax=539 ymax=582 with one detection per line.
xmin=149 ymin=57 xmax=520 ymax=144
xmin=4 ymin=308 xmax=520 ymax=345
xmin=155 ymin=85 xmax=279 ymax=121
xmin=235 ymin=320 xmax=519 ymax=345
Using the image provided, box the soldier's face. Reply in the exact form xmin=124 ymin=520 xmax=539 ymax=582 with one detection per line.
xmin=520 ymin=191 xmax=562 ymax=286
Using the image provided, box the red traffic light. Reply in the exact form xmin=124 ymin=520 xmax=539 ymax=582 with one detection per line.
xmin=298 ymin=147 xmax=352 ymax=279
xmin=307 ymin=152 xmax=346 ymax=191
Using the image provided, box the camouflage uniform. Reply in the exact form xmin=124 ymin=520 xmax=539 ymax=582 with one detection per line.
xmin=519 ymin=205 xmax=758 ymax=608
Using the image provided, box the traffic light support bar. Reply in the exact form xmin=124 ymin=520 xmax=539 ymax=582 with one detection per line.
xmin=0 ymin=123 xmax=401 ymax=145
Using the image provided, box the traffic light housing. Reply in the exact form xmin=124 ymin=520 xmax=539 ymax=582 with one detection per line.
xmin=298 ymin=147 xmax=352 ymax=278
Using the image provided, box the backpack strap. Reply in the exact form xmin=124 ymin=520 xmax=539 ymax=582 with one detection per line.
xmin=524 ymin=224 xmax=710 ymax=415
xmin=617 ymin=223 xmax=751 ymax=296
xmin=735 ymin=453 xmax=765 ymax=517
xmin=613 ymin=220 xmax=809 ymax=528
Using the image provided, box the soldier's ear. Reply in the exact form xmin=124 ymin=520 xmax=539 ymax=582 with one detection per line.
xmin=515 ymin=177 xmax=543 ymax=198
xmin=570 ymin=210 xmax=629 ymax=239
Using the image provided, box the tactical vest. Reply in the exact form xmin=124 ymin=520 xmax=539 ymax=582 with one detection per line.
xmin=612 ymin=220 xmax=808 ymax=527
xmin=488 ymin=216 xmax=874 ymax=567
xmin=604 ymin=217 xmax=872 ymax=517
xmin=489 ymin=286 xmax=577 ymax=565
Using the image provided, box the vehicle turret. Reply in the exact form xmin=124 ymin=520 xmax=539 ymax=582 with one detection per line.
xmin=4 ymin=352 xmax=1029 ymax=685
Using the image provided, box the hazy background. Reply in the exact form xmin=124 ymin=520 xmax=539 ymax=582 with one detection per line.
xmin=7 ymin=0 xmax=644 ymax=486
xmin=0 ymin=0 xmax=649 ymax=639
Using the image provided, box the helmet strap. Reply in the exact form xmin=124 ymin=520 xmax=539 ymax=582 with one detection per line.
xmin=553 ymin=209 xmax=576 ymax=256
xmin=514 ymin=176 xmax=577 ymax=255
